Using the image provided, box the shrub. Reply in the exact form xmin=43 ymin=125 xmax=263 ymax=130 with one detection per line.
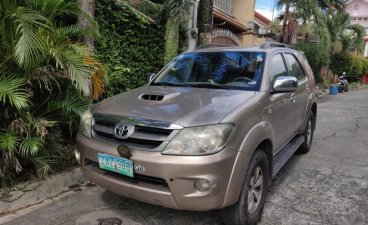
xmin=360 ymin=57 xmax=368 ymax=75
xmin=295 ymin=43 xmax=329 ymax=83
xmin=0 ymin=0 xmax=101 ymax=187
xmin=330 ymin=52 xmax=353 ymax=76
xmin=350 ymin=55 xmax=363 ymax=78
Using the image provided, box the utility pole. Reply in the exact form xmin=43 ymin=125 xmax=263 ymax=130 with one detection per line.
xmin=188 ymin=0 xmax=200 ymax=51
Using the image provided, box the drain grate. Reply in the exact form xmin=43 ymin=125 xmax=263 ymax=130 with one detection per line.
xmin=97 ymin=218 xmax=122 ymax=225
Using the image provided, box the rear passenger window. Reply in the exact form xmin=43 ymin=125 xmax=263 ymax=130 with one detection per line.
xmin=284 ymin=54 xmax=306 ymax=80
xmin=269 ymin=54 xmax=287 ymax=84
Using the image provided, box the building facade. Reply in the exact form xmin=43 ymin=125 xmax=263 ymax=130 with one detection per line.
xmin=346 ymin=0 xmax=368 ymax=57
xmin=210 ymin=0 xmax=271 ymax=46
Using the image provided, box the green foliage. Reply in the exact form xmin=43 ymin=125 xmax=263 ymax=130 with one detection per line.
xmin=162 ymin=0 xmax=193 ymax=23
xmin=164 ymin=19 xmax=179 ymax=63
xmin=0 ymin=133 xmax=20 ymax=157
xmin=330 ymin=53 xmax=366 ymax=78
xmin=95 ymin=0 xmax=165 ymax=96
xmin=349 ymin=24 xmax=366 ymax=53
xmin=295 ymin=42 xmax=328 ymax=83
xmin=0 ymin=0 xmax=104 ymax=187
xmin=350 ymin=55 xmax=363 ymax=78
xmin=47 ymin=96 xmax=89 ymax=117
xmin=330 ymin=52 xmax=353 ymax=76
xmin=0 ymin=76 xmax=29 ymax=110
xmin=137 ymin=0 xmax=162 ymax=20
xmin=361 ymin=57 xmax=368 ymax=74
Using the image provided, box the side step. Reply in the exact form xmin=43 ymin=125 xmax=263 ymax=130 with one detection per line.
xmin=272 ymin=135 xmax=305 ymax=177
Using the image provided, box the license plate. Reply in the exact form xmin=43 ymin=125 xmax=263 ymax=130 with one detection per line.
xmin=98 ymin=153 xmax=134 ymax=178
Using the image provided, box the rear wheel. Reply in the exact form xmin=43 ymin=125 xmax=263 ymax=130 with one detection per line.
xmin=298 ymin=112 xmax=314 ymax=154
xmin=344 ymin=85 xmax=349 ymax=92
xmin=220 ymin=150 xmax=269 ymax=225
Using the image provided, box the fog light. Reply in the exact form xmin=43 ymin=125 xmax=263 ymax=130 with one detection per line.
xmin=74 ymin=150 xmax=81 ymax=164
xmin=194 ymin=179 xmax=211 ymax=192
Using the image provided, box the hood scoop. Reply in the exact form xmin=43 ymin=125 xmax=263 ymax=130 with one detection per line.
xmin=139 ymin=92 xmax=181 ymax=102
xmin=140 ymin=94 xmax=164 ymax=101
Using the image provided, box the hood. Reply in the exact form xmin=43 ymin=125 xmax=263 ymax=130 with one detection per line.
xmin=92 ymin=86 xmax=256 ymax=127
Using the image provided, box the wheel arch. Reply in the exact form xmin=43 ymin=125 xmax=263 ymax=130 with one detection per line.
xmin=221 ymin=136 xmax=273 ymax=208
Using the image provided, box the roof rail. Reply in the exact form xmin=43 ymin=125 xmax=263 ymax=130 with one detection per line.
xmin=259 ymin=42 xmax=294 ymax=49
xmin=195 ymin=43 xmax=237 ymax=49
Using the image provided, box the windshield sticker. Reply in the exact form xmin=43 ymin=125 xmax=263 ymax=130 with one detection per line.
xmin=256 ymin=54 xmax=264 ymax=62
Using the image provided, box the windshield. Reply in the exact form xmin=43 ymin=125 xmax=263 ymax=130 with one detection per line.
xmin=152 ymin=51 xmax=265 ymax=91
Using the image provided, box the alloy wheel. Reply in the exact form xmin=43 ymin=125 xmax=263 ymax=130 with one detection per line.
xmin=248 ymin=166 xmax=263 ymax=214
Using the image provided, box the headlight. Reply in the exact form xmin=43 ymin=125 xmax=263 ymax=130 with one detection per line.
xmin=162 ymin=124 xmax=234 ymax=155
xmin=80 ymin=109 xmax=93 ymax=138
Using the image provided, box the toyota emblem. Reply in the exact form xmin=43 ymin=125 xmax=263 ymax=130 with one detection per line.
xmin=114 ymin=123 xmax=134 ymax=139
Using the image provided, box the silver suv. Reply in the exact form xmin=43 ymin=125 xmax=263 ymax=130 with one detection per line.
xmin=76 ymin=43 xmax=317 ymax=225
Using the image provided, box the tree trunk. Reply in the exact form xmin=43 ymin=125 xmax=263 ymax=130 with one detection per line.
xmin=78 ymin=0 xmax=95 ymax=49
xmin=281 ymin=2 xmax=290 ymax=44
xmin=197 ymin=0 xmax=213 ymax=46
xmin=164 ymin=18 xmax=179 ymax=64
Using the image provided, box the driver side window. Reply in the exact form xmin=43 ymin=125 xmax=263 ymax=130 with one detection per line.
xmin=269 ymin=54 xmax=287 ymax=85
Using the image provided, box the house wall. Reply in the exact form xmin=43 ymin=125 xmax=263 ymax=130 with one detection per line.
xmin=234 ymin=0 xmax=255 ymax=24
xmin=346 ymin=0 xmax=368 ymax=17
xmin=235 ymin=0 xmax=260 ymax=46
xmin=346 ymin=0 xmax=368 ymax=56
xmin=212 ymin=0 xmax=266 ymax=47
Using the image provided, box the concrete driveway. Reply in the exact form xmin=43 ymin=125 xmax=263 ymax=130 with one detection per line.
xmin=2 ymin=88 xmax=368 ymax=225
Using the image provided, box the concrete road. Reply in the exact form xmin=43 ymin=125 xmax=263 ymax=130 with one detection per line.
xmin=2 ymin=88 xmax=368 ymax=225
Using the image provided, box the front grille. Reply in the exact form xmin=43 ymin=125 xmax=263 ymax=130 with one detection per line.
xmin=92 ymin=115 xmax=179 ymax=151
xmin=89 ymin=161 xmax=169 ymax=188
xmin=94 ymin=130 xmax=162 ymax=149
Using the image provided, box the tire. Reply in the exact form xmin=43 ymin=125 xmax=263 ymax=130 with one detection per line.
xmin=344 ymin=85 xmax=349 ymax=92
xmin=220 ymin=150 xmax=270 ymax=225
xmin=298 ymin=112 xmax=314 ymax=154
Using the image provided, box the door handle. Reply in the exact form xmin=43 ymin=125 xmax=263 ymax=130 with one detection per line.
xmin=290 ymin=93 xmax=296 ymax=103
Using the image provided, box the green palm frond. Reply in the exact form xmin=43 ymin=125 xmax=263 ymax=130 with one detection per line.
xmin=14 ymin=7 xmax=49 ymax=68
xmin=26 ymin=0 xmax=80 ymax=18
xmin=0 ymin=75 xmax=30 ymax=109
xmin=51 ymin=46 xmax=91 ymax=95
xmin=0 ymin=132 xmax=20 ymax=157
xmin=57 ymin=24 xmax=90 ymax=37
xmin=47 ymin=96 xmax=90 ymax=116
xmin=163 ymin=0 xmax=194 ymax=22
xmin=31 ymin=155 xmax=55 ymax=177
xmin=19 ymin=136 xmax=44 ymax=156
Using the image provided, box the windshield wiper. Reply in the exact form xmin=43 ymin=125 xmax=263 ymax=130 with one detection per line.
xmin=189 ymin=83 xmax=230 ymax=89
xmin=151 ymin=82 xmax=192 ymax=87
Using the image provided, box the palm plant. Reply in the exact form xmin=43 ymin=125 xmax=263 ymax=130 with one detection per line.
xmin=276 ymin=0 xmax=345 ymax=44
xmin=0 ymin=0 xmax=106 ymax=186
xmin=161 ymin=0 xmax=194 ymax=63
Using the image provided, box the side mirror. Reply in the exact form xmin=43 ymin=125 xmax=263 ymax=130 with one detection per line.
xmin=147 ymin=73 xmax=157 ymax=83
xmin=272 ymin=76 xmax=298 ymax=93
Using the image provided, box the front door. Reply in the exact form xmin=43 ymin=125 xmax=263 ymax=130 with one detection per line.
xmin=267 ymin=53 xmax=296 ymax=153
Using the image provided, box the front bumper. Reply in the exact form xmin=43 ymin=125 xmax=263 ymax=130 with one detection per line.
xmin=75 ymin=133 xmax=242 ymax=211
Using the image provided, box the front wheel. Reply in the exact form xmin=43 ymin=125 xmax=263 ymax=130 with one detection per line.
xmin=220 ymin=150 xmax=269 ymax=225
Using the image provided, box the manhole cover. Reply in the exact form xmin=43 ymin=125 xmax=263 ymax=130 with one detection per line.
xmin=98 ymin=218 xmax=122 ymax=225
xmin=75 ymin=208 xmax=144 ymax=225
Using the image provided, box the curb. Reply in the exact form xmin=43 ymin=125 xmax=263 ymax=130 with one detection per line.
xmin=0 ymin=168 xmax=88 ymax=222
